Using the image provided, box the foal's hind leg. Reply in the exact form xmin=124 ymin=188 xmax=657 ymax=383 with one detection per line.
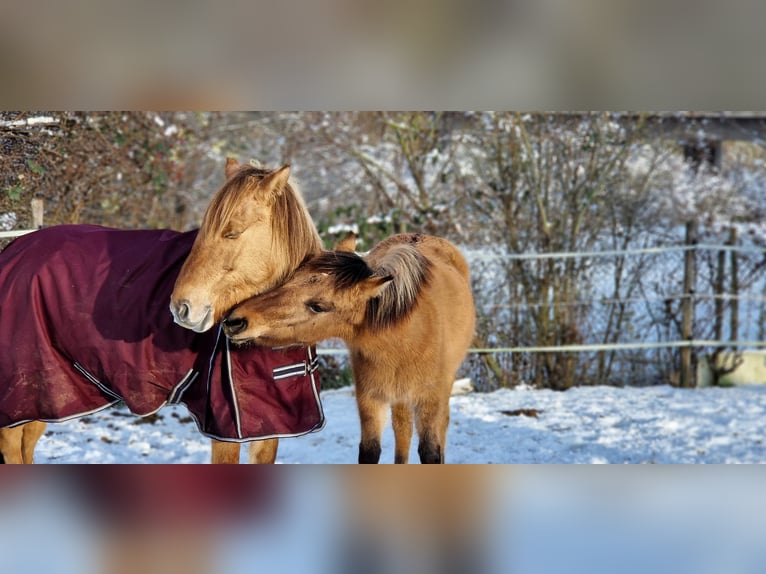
xmin=356 ymin=393 xmax=388 ymax=464
xmin=391 ymin=403 xmax=413 ymax=464
xmin=414 ymin=396 xmax=449 ymax=464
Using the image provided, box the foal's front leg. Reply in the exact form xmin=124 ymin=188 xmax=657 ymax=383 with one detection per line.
xmin=356 ymin=393 xmax=388 ymax=464
xmin=391 ymin=402 xmax=413 ymax=464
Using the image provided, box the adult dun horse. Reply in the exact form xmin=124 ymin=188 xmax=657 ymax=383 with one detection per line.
xmin=0 ymin=159 xmax=323 ymax=463
xmin=222 ymin=233 xmax=476 ymax=463
xmin=171 ymin=158 xmax=324 ymax=463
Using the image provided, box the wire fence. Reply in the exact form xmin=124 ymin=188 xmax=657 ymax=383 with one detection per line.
xmin=464 ymin=237 xmax=766 ymax=389
xmin=6 ymin=222 xmax=766 ymax=389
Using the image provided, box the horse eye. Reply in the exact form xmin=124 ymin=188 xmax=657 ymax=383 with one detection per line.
xmin=224 ymin=231 xmax=241 ymax=239
xmin=306 ymin=301 xmax=328 ymax=313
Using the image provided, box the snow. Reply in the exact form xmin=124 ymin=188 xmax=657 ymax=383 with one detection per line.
xmin=33 ymin=383 xmax=766 ymax=463
xmin=0 ymin=211 xmax=17 ymax=230
xmin=0 ymin=116 xmax=57 ymax=127
xmin=327 ymin=222 xmax=359 ymax=236
xmin=9 ymin=384 xmax=766 ymax=574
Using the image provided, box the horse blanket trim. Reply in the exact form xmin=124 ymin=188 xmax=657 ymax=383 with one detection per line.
xmin=0 ymin=225 xmax=325 ymax=441
xmin=49 ymin=329 xmax=327 ymax=443
xmin=175 ymin=330 xmax=325 ymax=443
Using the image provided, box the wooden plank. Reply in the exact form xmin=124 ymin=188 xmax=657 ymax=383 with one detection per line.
xmin=31 ymin=198 xmax=44 ymax=228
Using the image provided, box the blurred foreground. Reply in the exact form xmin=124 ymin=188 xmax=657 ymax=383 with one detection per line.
xmin=1 ymin=466 xmax=765 ymax=574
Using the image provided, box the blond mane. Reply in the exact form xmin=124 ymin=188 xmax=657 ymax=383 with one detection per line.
xmin=269 ymin=180 xmax=324 ymax=284
xmin=204 ymin=165 xmax=322 ymax=284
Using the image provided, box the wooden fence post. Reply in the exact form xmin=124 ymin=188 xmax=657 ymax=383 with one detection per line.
xmin=680 ymin=221 xmax=697 ymax=388
xmin=31 ymin=199 xmax=44 ymax=228
xmin=729 ymin=227 xmax=739 ymax=350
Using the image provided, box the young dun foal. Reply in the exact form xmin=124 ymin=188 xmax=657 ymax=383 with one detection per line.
xmin=223 ymin=233 xmax=476 ymax=463
xmin=171 ymin=158 xmax=323 ymax=464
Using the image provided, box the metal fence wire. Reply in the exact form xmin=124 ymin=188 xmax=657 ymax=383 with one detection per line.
xmin=6 ymin=226 xmax=766 ymax=391
xmin=464 ymin=242 xmax=766 ymax=390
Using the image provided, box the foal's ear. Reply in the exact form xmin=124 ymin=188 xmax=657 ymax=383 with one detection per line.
xmin=334 ymin=232 xmax=356 ymax=252
xmin=358 ymin=274 xmax=394 ymax=299
xmin=225 ymin=157 xmax=241 ymax=179
xmin=258 ymin=165 xmax=291 ymax=201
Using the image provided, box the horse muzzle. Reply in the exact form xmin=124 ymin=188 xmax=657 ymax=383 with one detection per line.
xmin=169 ymin=300 xmax=215 ymax=333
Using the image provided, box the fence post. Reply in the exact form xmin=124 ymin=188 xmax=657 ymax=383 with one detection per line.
xmin=680 ymin=221 xmax=697 ymax=388
xmin=713 ymin=241 xmax=725 ymax=343
xmin=31 ymin=199 xmax=44 ymax=228
xmin=729 ymin=227 xmax=739 ymax=351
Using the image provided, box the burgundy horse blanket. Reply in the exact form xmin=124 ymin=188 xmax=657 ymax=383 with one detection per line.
xmin=0 ymin=225 xmax=325 ymax=441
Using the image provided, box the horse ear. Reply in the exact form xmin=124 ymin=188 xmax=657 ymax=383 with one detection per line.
xmin=258 ymin=165 xmax=291 ymax=201
xmin=225 ymin=157 xmax=240 ymax=179
xmin=359 ymin=274 xmax=393 ymax=299
xmin=334 ymin=232 xmax=356 ymax=252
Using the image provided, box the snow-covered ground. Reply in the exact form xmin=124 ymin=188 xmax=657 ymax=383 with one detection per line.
xmin=9 ymin=384 xmax=766 ymax=574
xmin=35 ymin=383 xmax=766 ymax=463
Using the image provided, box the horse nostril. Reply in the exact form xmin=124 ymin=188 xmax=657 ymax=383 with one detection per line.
xmin=175 ymin=300 xmax=191 ymax=321
xmin=223 ymin=316 xmax=248 ymax=336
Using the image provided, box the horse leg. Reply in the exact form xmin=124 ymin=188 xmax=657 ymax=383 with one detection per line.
xmin=0 ymin=425 xmax=26 ymax=464
xmin=247 ymin=438 xmax=279 ymax=464
xmin=356 ymin=393 xmax=387 ymax=464
xmin=391 ymin=403 xmax=413 ymax=464
xmin=414 ymin=396 xmax=448 ymax=464
xmin=436 ymin=409 xmax=450 ymax=464
xmin=22 ymin=421 xmax=46 ymax=464
xmin=211 ymin=438 xmax=279 ymax=464
xmin=210 ymin=439 xmax=241 ymax=464
xmin=435 ymin=383 xmax=452 ymax=463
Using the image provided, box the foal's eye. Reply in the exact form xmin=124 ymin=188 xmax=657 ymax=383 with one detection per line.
xmin=224 ymin=231 xmax=242 ymax=239
xmin=306 ymin=301 xmax=328 ymax=313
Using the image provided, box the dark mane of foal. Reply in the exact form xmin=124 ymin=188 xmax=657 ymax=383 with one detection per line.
xmin=308 ymin=245 xmax=432 ymax=331
xmin=308 ymin=251 xmax=374 ymax=288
